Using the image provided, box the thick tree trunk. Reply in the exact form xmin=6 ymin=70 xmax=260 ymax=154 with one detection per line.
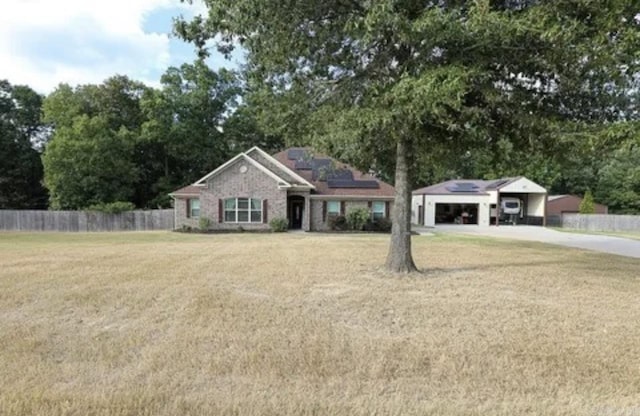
xmin=385 ymin=136 xmax=418 ymax=273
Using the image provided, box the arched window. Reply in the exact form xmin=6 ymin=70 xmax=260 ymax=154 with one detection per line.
xmin=224 ymin=198 xmax=263 ymax=223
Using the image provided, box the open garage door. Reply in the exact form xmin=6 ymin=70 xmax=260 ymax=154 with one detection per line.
xmin=435 ymin=203 xmax=479 ymax=225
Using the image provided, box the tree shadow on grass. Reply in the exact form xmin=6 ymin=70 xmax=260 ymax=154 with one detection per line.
xmin=405 ymin=259 xmax=588 ymax=279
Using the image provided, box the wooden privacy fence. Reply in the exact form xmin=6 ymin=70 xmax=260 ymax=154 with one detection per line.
xmin=561 ymin=213 xmax=640 ymax=233
xmin=0 ymin=209 xmax=174 ymax=232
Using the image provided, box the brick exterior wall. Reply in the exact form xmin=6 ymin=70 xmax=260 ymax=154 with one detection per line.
xmin=175 ymin=198 xmax=200 ymax=229
xmin=174 ymin=158 xmax=287 ymax=230
xmin=310 ymin=199 xmax=394 ymax=231
xmin=173 ymin=152 xmax=395 ymax=232
xmin=288 ymin=190 xmax=311 ymax=231
xmin=310 ymin=200 xmax=327 ymax=231
xmin=245 ymin=149 xmax=298 ymax=184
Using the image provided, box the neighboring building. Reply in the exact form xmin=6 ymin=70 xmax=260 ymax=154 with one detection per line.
xmin=547 ymin=194 xmax=608 ymax=218
xmin=412 ymin=177 xmax=547 ymax=227
xmin=170 ymin=147 xmax=395 ymax=231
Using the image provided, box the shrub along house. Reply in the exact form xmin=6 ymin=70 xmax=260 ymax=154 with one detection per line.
xmin=170 ymin=147 xmax=395 ymax=231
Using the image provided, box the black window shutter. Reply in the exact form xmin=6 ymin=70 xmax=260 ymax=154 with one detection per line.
xmin=263 ymin=199 xmax=268 ymax=223
xmin=385 ymin=201 xmax=390 ymax=218
xmin=186 ymin=199 xmax=191 ymax=218
xmin=340 ymin=201 xmax=345 ymax=216
xmin=322 ymin=201 xmax=327 ymax=221
xmin=218 ymin=199 xmax=223 ymax=223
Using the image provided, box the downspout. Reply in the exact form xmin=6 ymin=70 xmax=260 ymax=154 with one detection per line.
xmin=171 ymin=195 xmax=177 ymax=230
xmin=496 ymin=190 xmax=500 ymax=227
xmin=304 ymin=195 xmax=311 ymax=231
xmin=543 ymin=193 xmax=548 ymax=227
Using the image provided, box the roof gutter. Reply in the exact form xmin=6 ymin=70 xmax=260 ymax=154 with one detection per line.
xmin=309 ymin=195 xmax=394 ymax=200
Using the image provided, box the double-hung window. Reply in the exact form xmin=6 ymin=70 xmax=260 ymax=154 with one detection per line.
xmin=371 ymin=201 xmax=386 ymax=220
xmin=224 ymin=198 xmax=262 ymax=223
xmin=188 ymin=199 xmax=200 ymax=218
xmin=327 ymin=201 xmax=341 ymax=217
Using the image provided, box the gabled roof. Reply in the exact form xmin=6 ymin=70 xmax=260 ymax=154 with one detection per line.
xmin=245 ymin=146 xmax=315 ymax=189
xmin=547 ymin=194 xmax=608 ymax=208
xmin=193 ymin=152 xmax=292 ymax=188
xmin=547 ymin=194 xmax=569 ymax=202
xmin=413 ymin=179 xmax=490 ymax=196
xmin=169 ymin=185 xmax=203 ymax=197
xmin=498 ymin=177 xmax=546 ymax=194
xmin=485 ymin=177 xmax=520 ymax=190
xmin=272 ymin=148 xmax=395 ymax=197
xmin=170 ymin=146 xmax=395 ymax=198
xmin=413 ymin=176 xmax=546 ymax=195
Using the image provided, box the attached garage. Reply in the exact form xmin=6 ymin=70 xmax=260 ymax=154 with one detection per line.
xmin=412 ymin=177 xmax=547 ymax=227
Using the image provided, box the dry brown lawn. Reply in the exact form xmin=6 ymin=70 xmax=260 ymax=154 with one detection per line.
xmin=0 ymin=231 xmax=639 ymax=416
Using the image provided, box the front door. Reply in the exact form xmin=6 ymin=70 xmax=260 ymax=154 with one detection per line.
xmin=289 ymin=200 xmax=304 ymax=229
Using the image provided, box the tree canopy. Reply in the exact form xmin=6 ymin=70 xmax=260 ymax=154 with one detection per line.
xmin=176 ymin=0 xmax=640 ymax=272
xmin=0 ymin=80 xmax=48 ymax=209
xmin=41 ymin=65 xmax=256 ymax=210
xmin=139 ymin=61 xmax=241 ymax=207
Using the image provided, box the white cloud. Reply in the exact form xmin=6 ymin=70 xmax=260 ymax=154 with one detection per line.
xmin=0 ymin=0 xmax=201 ymax=92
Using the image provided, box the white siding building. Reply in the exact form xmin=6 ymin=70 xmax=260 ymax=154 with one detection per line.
xmin=412 ymin=177 xmax=547 ymax=227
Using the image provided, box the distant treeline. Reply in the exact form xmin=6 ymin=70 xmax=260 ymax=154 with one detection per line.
xmin=1 ymin=60 xmax=639 ymax=213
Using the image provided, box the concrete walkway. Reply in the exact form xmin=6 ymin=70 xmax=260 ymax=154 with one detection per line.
xmin=415 ymin=225 xmax=640 ymax=259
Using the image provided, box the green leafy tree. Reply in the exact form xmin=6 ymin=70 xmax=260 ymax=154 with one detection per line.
xmin=596 ymin=142 xmax=640 ymax=214
xmin=223 ymin=104 xmax=284 ymax=154
xmin=176 ymin=0 xmax=638 ymax=272
xmin=579 ymin=190 xmax=596 ymax=214
xmin=176 ymin=1 xmax=638 ymax=273
xmin=87 ymin=201 xmax=136 ymax=214
xmin=0 ymin=80 xmax=48 ymax=209
xmin=139 ymin=61 xmax=240 ymax=207
xmin=42 ymin=77 xmax=147 ymax=209
xmin=42 ymin=115 xmax=137 ymax=209
xmin=44 ymin=76 xmax=147 ymax=132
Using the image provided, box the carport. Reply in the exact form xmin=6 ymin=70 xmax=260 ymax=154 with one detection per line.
xmin=412 ymin=177 xmax=547 ymax=227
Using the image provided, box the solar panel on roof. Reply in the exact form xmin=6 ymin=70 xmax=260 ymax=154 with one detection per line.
xmin=327 ymin=179 xmax=380 ymax=189
xmin=327 ymin=169 xmax=354 ymax=181
xmin=311 ymin=159 xmax=332 ymax=180
xmin=488 ymin=179 xmax=509 ymax=188
xmin=355 ymin=180 xmax=380 ymax=189
xmin=454 ymin=182 xmax=479 ymax=190
xmin=294 ymin=160 xmax=312 ymax=170
xmin=446 ymin=182 xmax=480 ymax=193
xmin=287 ymin=149 xmax=307 ymax=160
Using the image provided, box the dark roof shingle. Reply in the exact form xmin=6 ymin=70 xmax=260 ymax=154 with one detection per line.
xmin=272 ymin=148 xmax=395 ymax=197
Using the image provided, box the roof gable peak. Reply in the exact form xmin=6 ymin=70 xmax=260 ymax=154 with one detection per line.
xmin=193 ymin=151 xmax=292 ymax=188
xmin=245 ymin=146 xmax=315 ymax=189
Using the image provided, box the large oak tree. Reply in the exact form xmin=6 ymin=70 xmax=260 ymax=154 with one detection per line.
xmin=177 ymin=0 xmax=638 ymax=272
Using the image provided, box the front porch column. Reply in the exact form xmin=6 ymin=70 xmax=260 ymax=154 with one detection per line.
xmin=303 ymin=197 xmax=311 ymax=231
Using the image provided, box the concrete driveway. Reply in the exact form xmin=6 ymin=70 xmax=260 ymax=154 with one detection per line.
xmin=418 ymin=225 xmax=640 ymax=259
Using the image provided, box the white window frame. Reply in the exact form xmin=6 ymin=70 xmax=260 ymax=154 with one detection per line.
xmin=224 ymin=197 xmax=263 ymax=223
xmin=372 ymin=201 xmax=385 ymax=220
xmin=189 ymin=198 xmax=200 ymax=218
xmin=327 ymin=200 xmax=341 ymax=217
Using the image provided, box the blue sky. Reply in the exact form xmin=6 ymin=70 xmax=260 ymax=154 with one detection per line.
xmin=0 ymin=0 xmax=244 ymax=93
